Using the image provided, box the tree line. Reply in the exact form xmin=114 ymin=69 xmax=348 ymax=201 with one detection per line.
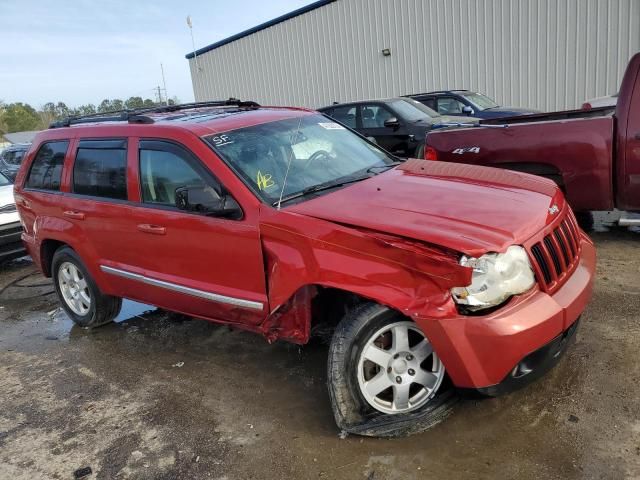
xmin=0 ymin=96 xmax=179 ymax=134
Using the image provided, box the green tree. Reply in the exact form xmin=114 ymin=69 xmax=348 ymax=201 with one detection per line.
xmin=73 ymin=104 xmax=97 ymax=116
xmin=125 ymin=96 xmax=145 ymax=109
xmin=2 ymin=103 xmax=41 ymax=132
xmin=97 ymin=99 xmax=124 ymax=113
xmin=0 ymin=100 xmax=8 ymax=134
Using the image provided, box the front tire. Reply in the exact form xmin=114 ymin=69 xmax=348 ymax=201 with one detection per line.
xmin=52 ymin=246 xmax=121 ymax=328
xmin=327 ymin=303 xmax=455 ymax=437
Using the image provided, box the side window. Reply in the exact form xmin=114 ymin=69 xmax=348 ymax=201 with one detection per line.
xmin=73 ymin=139 xmax=127 ymax=200
xmin=138 ymin=140 xmax=234 ymax=217
xmin=423 ymin=97 xmax=437 ymax=110
xmin=359 ymin=104 xmax=394 ymax=128
xmin=436 ymin=97 xmax=465 ymax=115
xmin=25 ymin=141 xmax=69 ymax=191
xmin=328 ymin=105 xmax=356 ymax=128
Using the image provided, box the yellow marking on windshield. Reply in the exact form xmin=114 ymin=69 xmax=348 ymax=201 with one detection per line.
xmin=256 ymin=171 xmax=275 ymax=190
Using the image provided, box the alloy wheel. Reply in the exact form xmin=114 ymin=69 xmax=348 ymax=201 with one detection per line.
xmin=357 ymin=320 xmax=445 ymax=414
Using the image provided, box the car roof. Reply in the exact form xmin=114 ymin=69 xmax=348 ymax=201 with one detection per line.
xmin=407 ymin=90 xmax=471 ymax=97
xmin=40 ymin=102 xmax=316 ymax=140
xmin=319 ymin=97 xmax=411 ymax=109
xmin=3 ymin=143 xmax=30 ymax=150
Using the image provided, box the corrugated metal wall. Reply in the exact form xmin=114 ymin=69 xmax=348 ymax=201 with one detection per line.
xmin=189 ymin=0 xmax=640 ymax=111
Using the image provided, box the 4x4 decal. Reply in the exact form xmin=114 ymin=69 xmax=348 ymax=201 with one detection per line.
xmin=452 ymin=146 xmax=480 ymax=154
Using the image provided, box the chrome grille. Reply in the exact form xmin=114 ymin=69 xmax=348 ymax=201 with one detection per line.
xmin=528 ymin=214 xmax=581 ymax=291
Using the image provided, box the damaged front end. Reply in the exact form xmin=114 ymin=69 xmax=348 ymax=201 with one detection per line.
xmin=257 ymin=214 xmax=472 ymax=436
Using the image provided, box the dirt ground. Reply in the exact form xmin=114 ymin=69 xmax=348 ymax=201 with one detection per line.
xmin=0 ymin=216 xmax=638 ymax=480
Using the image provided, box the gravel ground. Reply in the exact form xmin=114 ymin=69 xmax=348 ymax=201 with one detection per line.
xmin=0 ymin=217 xmax=638 ymax=480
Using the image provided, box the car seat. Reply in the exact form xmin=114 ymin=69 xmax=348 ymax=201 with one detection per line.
xmin=362 ymin=108 xmax=377 ymax=128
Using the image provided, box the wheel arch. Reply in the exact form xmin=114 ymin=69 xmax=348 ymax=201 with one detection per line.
xmin=40 ymin=239 xmax=68 ymax=277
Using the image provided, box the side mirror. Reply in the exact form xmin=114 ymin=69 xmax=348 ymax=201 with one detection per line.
xmin=383 ymin=117 xmax=400 ymax=129
xmin=462 ymin=105 xmax=475 ymax=116
xmin=175 ymin=186 xmax=242 ymax=219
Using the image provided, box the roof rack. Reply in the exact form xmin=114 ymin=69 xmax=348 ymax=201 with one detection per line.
xmin=404 ymin=90 xmax=471 ymax=97
xmin=49 ymin=98 xmax=260 ymax=129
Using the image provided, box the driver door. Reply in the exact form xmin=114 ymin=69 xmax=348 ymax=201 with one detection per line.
xmin=357 ymin=103 xmax=410 ymax=156
xmin=104 ymin=138 xmax=268 ymax=325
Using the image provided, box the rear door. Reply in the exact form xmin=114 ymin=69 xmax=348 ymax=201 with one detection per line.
xmin=99 ymin=138 xmax=268 ymax=325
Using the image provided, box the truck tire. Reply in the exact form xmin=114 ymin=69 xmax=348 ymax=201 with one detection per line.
xmin=327 ymin=302 xmax=457 ymax=437
xmin=52 ymin=246 xmax=122 ymax=328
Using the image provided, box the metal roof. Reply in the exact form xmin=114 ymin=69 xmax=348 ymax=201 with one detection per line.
xmin=185 ymin=0 xmax=336 ymax=59
xmin=2 ymin=131 xmax=38 ymax=144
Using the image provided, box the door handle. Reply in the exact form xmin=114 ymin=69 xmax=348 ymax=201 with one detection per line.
xmin=137 ymin=224 xmax=166 ymax=235
xmin=63 ymin=210 xmax=85 ymax=220
xmin=634 ymin=133 xmax=640 ymax=141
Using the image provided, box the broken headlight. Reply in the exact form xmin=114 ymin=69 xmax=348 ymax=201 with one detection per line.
xmin=452 ymin=245 xmax=536 ymax=311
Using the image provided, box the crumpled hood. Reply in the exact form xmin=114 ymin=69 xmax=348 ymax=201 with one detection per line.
xmin=288 ymin=159 xmax=565 ymax=257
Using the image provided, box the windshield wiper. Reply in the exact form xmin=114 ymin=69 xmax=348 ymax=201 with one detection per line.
xmin=273 ymin=175 xmax=372 ymax=206
xmin=366 ymin=161 xmax=402 ymax=173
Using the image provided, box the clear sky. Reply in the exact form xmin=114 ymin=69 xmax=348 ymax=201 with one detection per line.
xmin=0 ymin=0 xmax=313 ymax=108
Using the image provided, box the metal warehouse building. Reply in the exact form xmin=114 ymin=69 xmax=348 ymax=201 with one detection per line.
xmin=187 ymin=0 xmax=640 ymax=111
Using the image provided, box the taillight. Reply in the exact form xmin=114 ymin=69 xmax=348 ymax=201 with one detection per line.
xmin=581 ymin=102 xmax=592 ymax=110
xmin=424 ymin=146 xmax=438 ymax=161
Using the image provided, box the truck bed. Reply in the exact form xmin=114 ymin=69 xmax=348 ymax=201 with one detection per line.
xmin=480 ymin=105 xmax=615 ymax=125
xmin=426 ymin=114 xmax=615 ymax=212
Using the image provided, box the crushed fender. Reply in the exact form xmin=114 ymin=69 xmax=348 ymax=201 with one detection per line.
xmin=261 ymin=286 xmax=316 ymax=344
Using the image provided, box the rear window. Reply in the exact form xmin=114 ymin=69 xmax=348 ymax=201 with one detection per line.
xmin=25 ymin=141 xmax=69 ymax=191
xmin=73 ymin=139 xmax=127 ymax=200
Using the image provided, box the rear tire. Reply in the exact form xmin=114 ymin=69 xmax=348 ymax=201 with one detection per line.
xmin=52 ymin=246 xmax=121 ymax=328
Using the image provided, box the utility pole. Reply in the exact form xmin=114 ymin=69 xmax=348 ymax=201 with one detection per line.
xmin=155 ymin=86 xmax=163 ymax=105
xmin=186 ymin=16 xmax=200 ymax=73
xmin=160 ymin=63 xmax=169 ymax=105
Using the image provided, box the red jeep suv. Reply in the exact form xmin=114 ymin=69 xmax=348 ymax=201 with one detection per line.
xmin=14 ymin=100 xmax=595 ymax=436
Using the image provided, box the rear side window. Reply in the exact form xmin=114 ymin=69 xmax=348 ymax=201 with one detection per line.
xmin=25 ymin=141 xmax=69 ymax=191
xmin=328 ymin=105 xmax=357 ymax=128
xmin=423 ymin=97 xmax=437 ymax=110
xmin=73 ymin=139 xmax=127 ymax=200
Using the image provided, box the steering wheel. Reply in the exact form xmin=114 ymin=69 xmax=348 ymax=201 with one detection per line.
xmin=304 ymin=150 xmax=334 ymax=171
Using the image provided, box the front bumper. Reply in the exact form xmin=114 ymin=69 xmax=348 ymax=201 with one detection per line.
xmin=0 ymin=220 xmax=25 ymax=262
xmin=417 ymin=232 xmax=595 ymax=389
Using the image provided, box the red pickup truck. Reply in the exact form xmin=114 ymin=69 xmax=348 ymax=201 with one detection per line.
xmin=424 ymin=53 xmax=640 ymax=227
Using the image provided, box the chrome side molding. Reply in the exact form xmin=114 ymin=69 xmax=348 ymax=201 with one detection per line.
xmin=100 ymin=265 xmax=264 ymax=311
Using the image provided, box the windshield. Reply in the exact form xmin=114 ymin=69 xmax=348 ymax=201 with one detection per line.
xmin=207 ymin=114 xmax=396 ymax=205
xmin=389 ymin=99 xmax=440 ymax=120
xmin=460 ymin=92 xmax=499 ymax=111
xmin=0 ymin=172 xmax=11 ymax=186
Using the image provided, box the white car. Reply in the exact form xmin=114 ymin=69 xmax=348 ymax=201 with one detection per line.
xmin=582 ymin=93 xmax=618 ymax=110
xmin=0 ymin=172 xmax=25 ymax=262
